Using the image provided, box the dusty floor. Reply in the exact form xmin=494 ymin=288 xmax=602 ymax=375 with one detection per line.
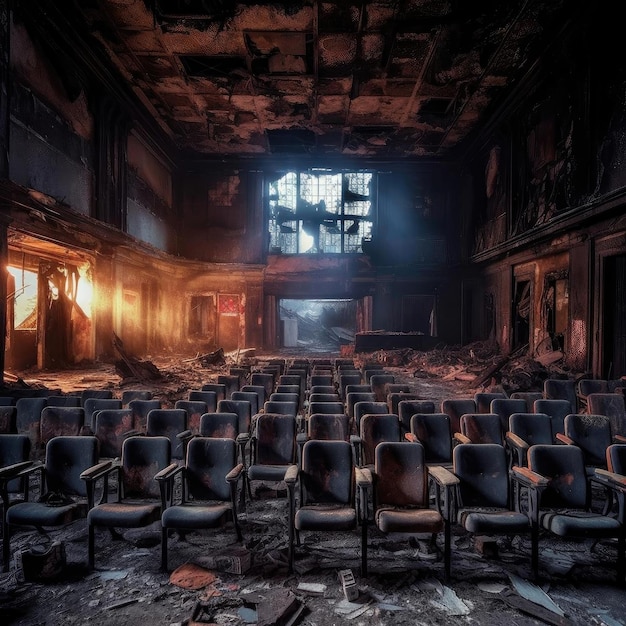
xmin=1 ymin=347 xmax=625 ymax=626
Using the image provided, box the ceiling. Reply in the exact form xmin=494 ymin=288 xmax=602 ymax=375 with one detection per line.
xmin=71 ymin=0 xmax=574 ymax=159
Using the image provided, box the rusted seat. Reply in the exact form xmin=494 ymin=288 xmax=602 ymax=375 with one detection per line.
xmin=513 ymin=444 xmax=625 ymax=583
xmin=286 ymin=439 xmax=362 ymax=573
xmin=158 ymin=437 xmax=244 ymax=571
xmin=246 ymin=413 xmax=297 ymax=500
xmin=4 ymin=436 xmax=101 ymax=570
xmin=83 ymin=435 xmax=172 ymax=569
xmin=358 ymin=441 xmax=447 ymax=578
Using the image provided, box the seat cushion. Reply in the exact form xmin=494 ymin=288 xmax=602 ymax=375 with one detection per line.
xmin=375 ymin=507 xmax=443 ymax=534
xmin=162 ymin=504 xmax=231 ymax=530
xmin=247 ymin=464 xmax=289 ymax=482
xmin=7 ymin=501 xmax=84 ymax=527
xmin=88 ymin=502 xmax=161 ymax=528
xmin=295 ymin=505 xmax=356 ymax=531
xmin=458 ymin=507 xmax=529 ymax=534
xmin=540 ymin=510 xmax=623 ymax=538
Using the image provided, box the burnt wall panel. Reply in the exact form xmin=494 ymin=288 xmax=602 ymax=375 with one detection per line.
xmin=566 ymin=241 xmax=589 ymax=372
xmin=9 ymin=121 xmax=93 ymax=214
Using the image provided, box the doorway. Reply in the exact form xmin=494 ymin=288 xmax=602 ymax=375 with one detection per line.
xmin=278 ymin=299 xmax=357 ymax=351
xmin=602 ymin=254 xmax=626 ymax=378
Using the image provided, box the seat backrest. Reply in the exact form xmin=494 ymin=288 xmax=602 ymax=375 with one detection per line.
xmin=460 ymin=413 xmax=503 ymax=445
xmin=199 ymin=412 xmax=238 ymax=439
xmin=0 ymin=406 xmax=16 ymax=434
xmin=397 ymin=400 xmax=436 ymax=433
xmin=15 ymin=397 xmax=47 ymax=451
xmin=188 ymin=390 xmax=218 ymax=413
xmin=490 ymin=398 xmax=528 ymax=432
xmin=474 ymin=392 xmax=507 ymax=413
xmin=508 ymin=412 xmax=553 ymax=446
xmin=309 ymin=401 xmax=345 ymax=416
xmin=84 ymin=398 xmax=122 ymax=431
xmin=45 ymin=435 xmax=99 ymax=497
xmin=339 ymin=374 xmax=362 ymax=399
xmin=128 ymin=399 xmax=162 ymax=432
xmin=389 ymin=393 xmax=425 ymax=417
xmin=231 ymin=391 xmax=260 ymax=415
xmin=375 ymin=441 xmax=429 ymax=508
xmin=578 ymin=379 xmax=608 ymax=399
xmin=307 ymin=413 xmax=350 ymax=442
xmin=186 ymin=437 xmax=238 ymax=501
xmin=217 ymin=375 xmax=240 ymax=398
xmin=269 ymin=392 xmax=300 ymax=408
xmin=46 ymin=395 xmax=82 ymax=407
xmin=346 ymin=392 xmax=376 ymax=419
xmin=218 ymin=399 xmax=252 ymax=435
xmin=174 ymin=400 xmax=208 ymax=435
xmin=509 ymin=391 xmax=544 ymax=412
xmin=309 ymin=385 xmax=337 ymax=395
xmin=587 ymin=393 xmax=626 ymax=436
xmin=308 ymin=393 xmax=341 ymax=404
xmin=353 ymin=400 xmax=389 ymax=431
xmin=200 ymin=383 xmax=227 ymax=402
xmin=147 ymin=409 xmax=187 ymax=459
xmin=250 ymin=373 xmax=274 ymax=400
xmin=441 ymin=398 xmax=477 ymax=435
xmin=606 ymin=443 xmax=626 ymax=474
xmin=0 ymin=434 xmax=32 ymax=491
xmin=240 ymin=386 xmax=266 ymax=412
xmin=528 ymin=444 xmax=588 ymax=508
xmin=409 ymin=413 xmax=452 ymax=464
xmin=80 ymin=389 xmax=114 ymax=406
xmin=310 ymin=374 xmax=334 ymax=388
xmin=563 ymin=413 xmax=612 ymax=467
xmin=121 ymin=390 xmax=153 ymax=406
xmin=255 ymin=413 xmax=296 ymax=466
xmin=300 ymin=439 xmax=353 ymax=505
xmin=263 ymin=400 xmax=297 ymax=418
xmin=543 ymin=379 xmax=578 ymax=412
xmin=359 ymin=413 xmax=401 ymax=466
xmin=279 ymin=374 xmax=304 ymax=390
xmin=344 ymin=384 xmax=372 ymax=397
xmin=94 ymin=408 xmax=134 ymax=458
xmin=453 ymin=443 xmax=511 ymax=508
xmin=120 ymin=435 xmax=171 ymax=499
xmin=533 ymin=399 xmax=572 ymax=436
xmin=369 ymin=374 xmax=395 ymax=402
xmin=40 ymin=406 xmax=86 ymax=445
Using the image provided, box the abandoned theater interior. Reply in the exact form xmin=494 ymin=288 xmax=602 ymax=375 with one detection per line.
xmin=1 ymin=1 xmax=626 ymax=625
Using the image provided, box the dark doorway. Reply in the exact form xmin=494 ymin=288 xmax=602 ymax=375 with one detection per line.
xmin=513 ymin=279 xmax=531 ymax=350
xmin=602 ymin=254 xmax=626 ymax=378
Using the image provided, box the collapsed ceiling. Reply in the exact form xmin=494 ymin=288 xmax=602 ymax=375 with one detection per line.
xmin=67 ymin=1 xmax=572 ymax=159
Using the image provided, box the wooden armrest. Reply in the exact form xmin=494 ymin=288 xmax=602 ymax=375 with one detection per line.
xmin=80 ymin=460 xmax=113 ymax=481
xmin=226 ymin=463 xmax=244 ymax=482
xmin=595 ymin=468 xmax=626 ymax=487
xmin=284 ymin=464 xmax=299 ymax=484
xmin=505 ymin=432 xmax=528 ymax=450
xmin=614 ymin=434 xmax=626 ymax=443
xmin=429 ymin=465 xmax=459 ymax=486
xmin=405 ymin=433 xmax=418 ymax=442
xmin=555 ymin=433 xmax=575 ymax=445
xmin=154 ymin=462 xmax=180 ymax=481
xmin=176 ymin=429 xmax=193 ymax=441
xmin=511 ymin=465 xmax=549 ymax=487
xmin=355 ymin=467 xmax=372 ymax=488
xmin=0 ymin=461 xmax=34 ymax=480
xmin=453 ymin=433 xmax=471 ymax=444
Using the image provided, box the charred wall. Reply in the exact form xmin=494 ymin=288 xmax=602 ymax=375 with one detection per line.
xmin=464 ymin=12 xmax=626 ymax=376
